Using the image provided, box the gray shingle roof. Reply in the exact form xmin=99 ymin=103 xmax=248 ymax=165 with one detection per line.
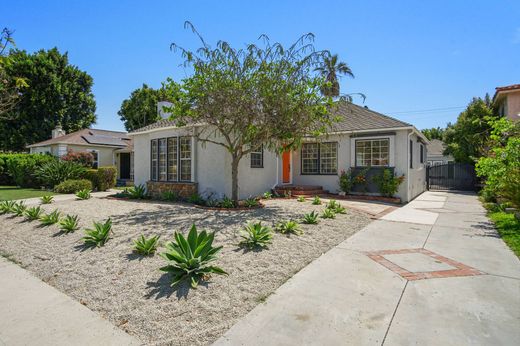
xmin=130 ymin=102 xmax=412 ymax=134
xmin=426 ymin=139 xmax=446 ymax=156
xmin=27 ymin=129 xmax=132 ymax=148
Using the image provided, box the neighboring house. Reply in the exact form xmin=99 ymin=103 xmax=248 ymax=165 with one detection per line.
xmin=129 ymin=102 xmax=429 ymax=203
xmin=27 ymin=126 xmax=134 ymax=182
xmin=494 ymin=83 xmax=520 ymax=122
xmin=426 ymin=139 xmax=453 ymax=166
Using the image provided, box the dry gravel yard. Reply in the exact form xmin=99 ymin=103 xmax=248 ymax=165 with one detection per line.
xmin=0 ymin=197 xmax=371 ymax=345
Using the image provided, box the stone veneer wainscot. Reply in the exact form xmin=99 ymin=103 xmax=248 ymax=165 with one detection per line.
xmin=146 ymin=181 xmax=198 ymax=198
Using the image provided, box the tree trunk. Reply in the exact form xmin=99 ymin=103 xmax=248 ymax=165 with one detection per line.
xmin=231 ymin=155 xmax=240 ymax=204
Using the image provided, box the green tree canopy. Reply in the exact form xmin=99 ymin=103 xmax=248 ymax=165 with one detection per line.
xmin=0 ymin=47 xmax=96 ymax=152
xmin=443 ymin=96 xmax=499 ymax=163
xmin=421 ymin=126 xmax=446 ymax=141
xmin=0 ymin=28 xmax=27 ymax=116
xmin=164 ymin=23 xmax=342 ymax=202
xmin=118 ymin=84 xmax=169 ymax=131
xmin=314 ymin=53 xmax=354 ymax=97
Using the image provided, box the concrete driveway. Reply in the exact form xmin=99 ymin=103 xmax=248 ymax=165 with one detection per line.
xmin=215 ymin=191 xmax=520 ymax=346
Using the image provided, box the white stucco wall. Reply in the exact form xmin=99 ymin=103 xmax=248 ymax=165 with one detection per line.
xmin=406 ymin=132 xmax=428 ymax=201
xmin=67 ymin=145 xmax=116 ymax=167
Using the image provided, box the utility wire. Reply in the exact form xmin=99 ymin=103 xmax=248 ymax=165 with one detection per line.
xmin=384 ymin=106 xmax=465 ymax=115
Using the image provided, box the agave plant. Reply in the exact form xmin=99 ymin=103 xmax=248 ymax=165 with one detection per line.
xmin=128 ymin=184 xmax=147 ymax=199
xmin=40 ymin=195 xmax=54 ymax=204
xmin=40 ymin=209 xmax=62 ymax=226
xmin=219 ymin=196 xmax=235 ymax=208
xmin=275 ymin=220 xmax=303 ymax=235
xmin=244 ymin=197 xmax=258 ymax=208
xmin=297 ymin=196 xmax=306 ymax=202
xmin=263 ymin=191 xmax=273 ymax=199
xmin=239 ymin=222 xmax=273 ymax=249
xmin=0 ymin=200 xmax=17 ymax=214
xmin=302 ymin=211 xmax=319 ymax=224
xmin=82 ymin=218 xmax=112 ymax=247
xmin=160 ymin=224 xmax=227 ymax=288
xmin=312 ymin=196 xmax=322 ymax=205
xmin=133 ymin=234 xmax=160 ymax=255
xmin=59 ymin=214 xmax=80 ymax=233
xmin=24 ymin=206 xmax=42 ymax=221
xmin=321 ymin=208 xmax=336 ymax=219
xmin=326 ymin=199 xmax=346 ymax=214
xmin=13 ymin=202 xmax=27 ymax=216
xmin=161 ymin=191 xmax=179 ymax=202
xmin=76 ymin=189 xmax=92 ymax=200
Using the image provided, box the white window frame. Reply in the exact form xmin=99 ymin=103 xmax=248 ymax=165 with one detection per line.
xmin=351 ymin=136 xmax=394 ymax=167
xmin=301 ymin=142 xmax=338 ymax=175
xmin=250 ymin=145 xmax=264 ymax=168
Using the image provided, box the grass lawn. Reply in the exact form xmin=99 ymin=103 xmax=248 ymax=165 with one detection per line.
xmin=489 ymin=211 xmax=520 ymax=258
xmin=0 ymin=185 xmax=58 ymax=201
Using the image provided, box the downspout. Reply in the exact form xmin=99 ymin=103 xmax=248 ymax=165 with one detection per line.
xmin=406 ymin=130 xmax=413 ymax=202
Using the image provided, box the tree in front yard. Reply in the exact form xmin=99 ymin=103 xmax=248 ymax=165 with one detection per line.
xmin=314 ymin=53 xmax=354 ymax=98
xmin=0 ymin=48 xmax=96 ymax=152
xmin=0 ymin=28 xmax=27 ymax=117
xmin=164 ymin=22 xmax=344 ymax=202
xmin=118 ymin=84 xmax=170 ymax=131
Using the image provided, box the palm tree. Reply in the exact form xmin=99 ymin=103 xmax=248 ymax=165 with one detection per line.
xmin=315 ymin=54 xmax=354 ymax=98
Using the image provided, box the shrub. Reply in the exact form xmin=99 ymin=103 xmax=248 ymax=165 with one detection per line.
xmin=297 ymin=196 xmax=305 ymax=202
xmin=312 ymin=196 xmax=321 ymax=205
xmin=373 ymin=169 xmax=405 ymax=197
xmin=162 ymin=191 xmax=179 ymax=202
xmin=321 ymin=208 xmax=336 ymax=219
xmin=54 ymin=179 xmax=93 ymax=194
xmin=59 ymin=215 xmax=80 ymax=233
xmin=353 ymin=167 xmax=370 ymax=192
xmin=302 ymin=211 xmax=319 ymax=224
xmin=36 ymin=160 xmax=86 ymax=188
xmin=96 ymin=166 xmax=117 ymax=191
xmin=84 ymin=169 xmax=99 ymax=190
xmin=76 ymin=189 xmax=92 ymax=200
xmin=24 ymin=206 xmax=42 ymax=220
xmin=127 ymin=184 xmax=147 ymax=199
xmin=0 ymin=200 xmax=17 ymax=214
xmin=13 ymin=202 xmax=27 ymax=216
xmin=40 ymin=195 xmax=54 ymax=204
xmin=82 ymin=218 xmax=112 ymax=247
xmin=480 ymin=187 xmax=497 ymax=203
xmin=0 ymin=153 xmax=56 ymax=187
xmin=40 ymin=209 xmax=61 ymax=226
xmin=219 ymin=196 xmax=235 ymax=208
xmin=244 ymin=197 xmax=258 ymax=208
xmin=239 ymin=222 xmax=273 ymax=249
xmin=61 ymin=150 xmax=94 ymax=167
xmin=133 ymin=235 xmax=160 ymax=255
xmin=187 ymin=192 xmax=205 ymax=205
xmin=263 ymin=191 xmax=273 ymax=199
xmin=159 ymin=224 xmax=227 ymax=288
xmin=275 ymin=220 xmax=302 ymax=235
xmin=338 ymin=169 xmax=353 ymax=193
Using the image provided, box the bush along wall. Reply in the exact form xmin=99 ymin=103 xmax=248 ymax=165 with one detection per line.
xmin=0 ymin=153 xmax=57 ymax=187
xmin=84 ymin=166 xmax=117 ymax=191
xmin=341 ymin=167 xmax=404 ymax=198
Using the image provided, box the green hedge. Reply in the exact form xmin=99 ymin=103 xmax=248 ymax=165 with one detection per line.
xmin=84 ymin=166 xmax=117 ymax=191
xmin=0 ymin=153 xmax=57 ymax=187
xmin=54 ymin=179 xmax=93 ymax=193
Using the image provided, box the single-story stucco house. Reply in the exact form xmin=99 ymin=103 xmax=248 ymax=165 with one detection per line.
xmin=426 ymin=139 xmax=453 ymax=166
xmin=129 ymin=102 xmax=429 ymax=203
xmin=27 ymin=126 xmax=134 ymax=182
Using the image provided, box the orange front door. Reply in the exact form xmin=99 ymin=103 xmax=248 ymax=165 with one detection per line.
xmin=282 ymin=151 xmax=290 ymax=183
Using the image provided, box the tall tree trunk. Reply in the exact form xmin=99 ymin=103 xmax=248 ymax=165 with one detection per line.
xmin=231 ymin=155 xmax=240 ymax=204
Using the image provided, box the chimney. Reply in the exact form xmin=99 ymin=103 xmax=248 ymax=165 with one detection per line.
xmin=52 ymin=125 xmax=66 ymax=139
xmin=157 ymin=101 xmax=173 ymax=119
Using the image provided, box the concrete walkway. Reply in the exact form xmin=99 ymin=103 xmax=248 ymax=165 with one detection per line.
xmin=215 ymin=191 xmax=520 ymax=345
xmin=0 ymin=258 xmax=140 ymax=346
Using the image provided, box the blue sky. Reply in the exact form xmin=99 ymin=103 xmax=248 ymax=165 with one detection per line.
xmin=4 ymin=0 xmax=520 ymax=131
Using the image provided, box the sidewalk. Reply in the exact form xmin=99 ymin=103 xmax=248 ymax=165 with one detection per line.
xmin=0 ymin=258 xmax=139 ymax=346
xmin=214 ymin=191 xmax=520 ymax=345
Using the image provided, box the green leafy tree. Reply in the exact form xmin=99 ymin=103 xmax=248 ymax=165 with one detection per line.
xmin=443 ymin=96 xmax=499 ymax=163
xmin=0 ymin=28 xmax=27 ymax=116
xmin=0 ymin=48 xmax=96 ymax=151
xmin=476 ymin=118 xmax=520 ymax=208
xmin=118 ymin=84 xmax=169 ymax=131
xmin=164 ymin=22 xmax=342 ymax=202
xmin=421 ymin=127 xmax=446 ymax=141
xmin=314 ymin=53 xmax=354 ymax=97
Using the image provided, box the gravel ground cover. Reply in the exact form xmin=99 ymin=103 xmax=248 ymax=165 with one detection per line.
xmin=0 ymin=197 xmax=371 ymax=345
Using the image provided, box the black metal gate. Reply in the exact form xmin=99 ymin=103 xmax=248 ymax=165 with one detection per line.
xmin=427 ymin=163 xmax=477 ymax=191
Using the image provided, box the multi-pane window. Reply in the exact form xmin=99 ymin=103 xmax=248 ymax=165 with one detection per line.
xmin=179 ymin=137 xmax=192 ymax=181
xmin=167 ymin=138 xmax=178 ymax=181
xmin=355 ymin=139 xmax=390 ymax=167
xmin=250 ymin=145 xmax=263 ymax=168
xmin=301 ymin=142 xmax=337 ymax=175
xmin=150 ymin=137 xmax=192 ymax=182
xmin=151 ymin=140 xmax=158 ymax=180
xmin=158 ymin=138 xmax=167 ymax=181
